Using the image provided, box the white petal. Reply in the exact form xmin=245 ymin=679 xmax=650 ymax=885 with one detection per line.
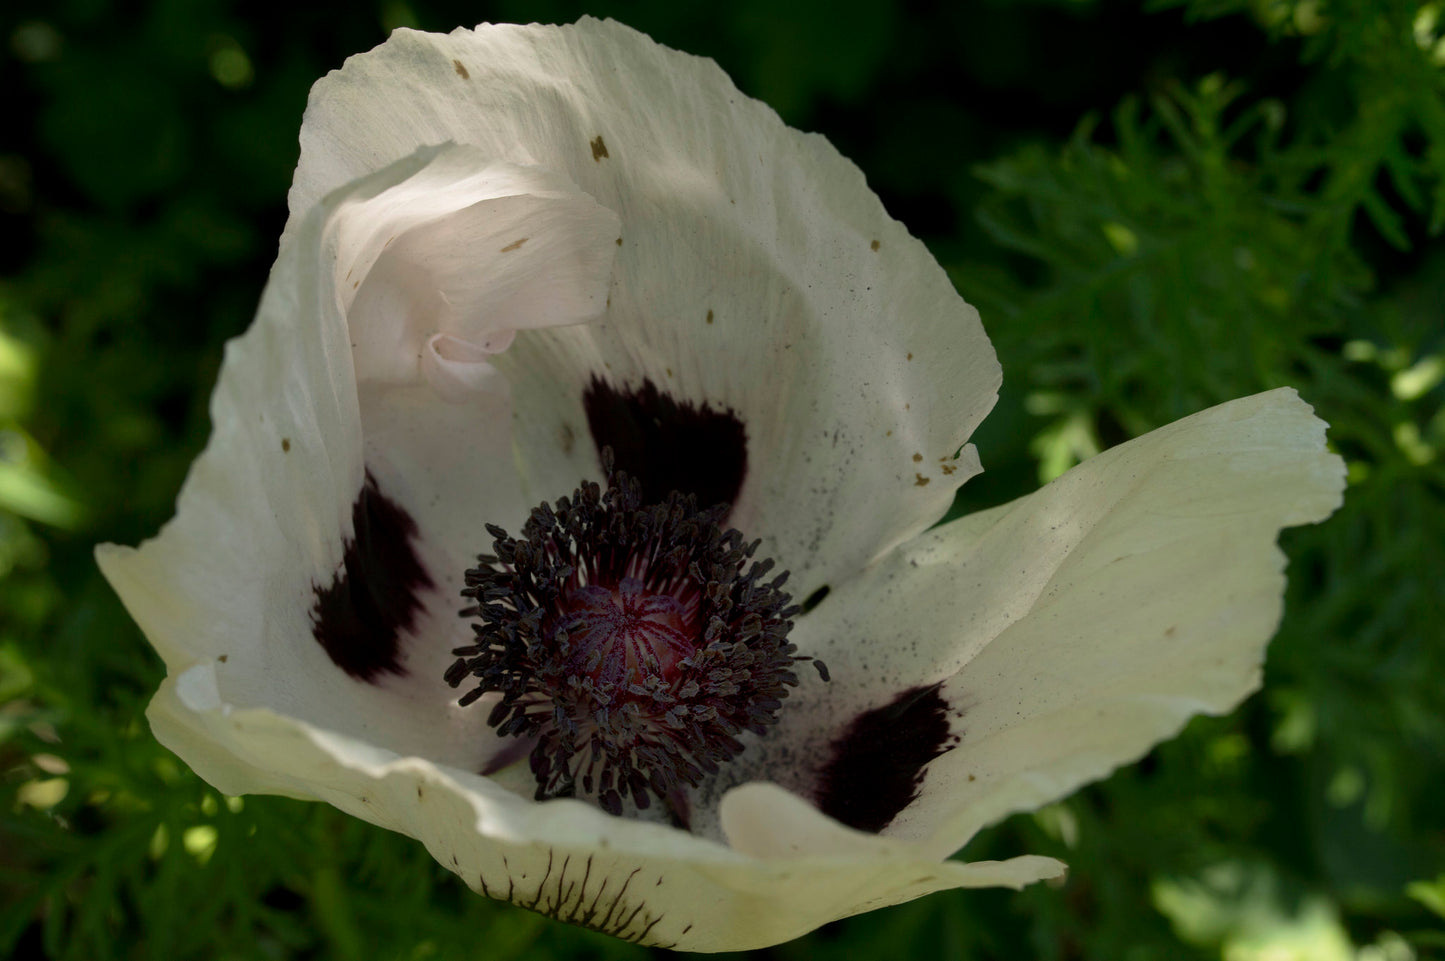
xmin=151 ymin=665 xmax=1061 ymax=951
xmin=96 ymin=174 xmax=363 ymax=671
xmin=317 ymin=143 xmax=622 ymax=618
xmin=289 ymin=18 xmax=1000 ymax=590
xmin=756 ymin=388 xmax=1343 ymax=851
xmin=97 ymin=148 xmax=539 ymax=783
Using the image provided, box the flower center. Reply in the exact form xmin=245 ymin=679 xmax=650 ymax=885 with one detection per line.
xmin=446 ymin=452 xmax=825 ymax=823
xmin=561 ymin=578 xmax=695 ymax=678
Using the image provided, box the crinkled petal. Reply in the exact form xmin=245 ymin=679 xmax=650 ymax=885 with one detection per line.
xmin=330 ymin=143 xmax=619 ymax=573
xmin=289 ymin=17 xmax=999 ymax=589
xmin=96 ymin=146 xmax=568 ymax=780
xmin=747 ymin=389 xmax=1343 ymax=848
xmin=151 ymin=664 xmax=1061 ymax=951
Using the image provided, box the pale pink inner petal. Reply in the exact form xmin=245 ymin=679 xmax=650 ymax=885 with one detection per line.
xmin=327 ymin=146 xmax=620 ymax=388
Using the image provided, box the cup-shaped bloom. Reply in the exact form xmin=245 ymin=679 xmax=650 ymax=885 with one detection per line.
xmin=96 ymin=18 xmax=1345 ymax=951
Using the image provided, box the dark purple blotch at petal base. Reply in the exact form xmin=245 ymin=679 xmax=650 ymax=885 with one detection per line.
xmin=311 ymin=472 xmax=433 ymax=682
xmin=815 ymin=684 xmax=957 ymax=833
xmin=582 ymin=376 xmax=747 ymax=510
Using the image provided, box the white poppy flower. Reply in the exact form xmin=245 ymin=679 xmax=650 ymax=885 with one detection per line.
xmin=95 ymin=18 xmax=1346 ymax=952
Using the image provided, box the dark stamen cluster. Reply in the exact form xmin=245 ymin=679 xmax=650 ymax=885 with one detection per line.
xmin=447 ymin=452 xmax=819 ymax=820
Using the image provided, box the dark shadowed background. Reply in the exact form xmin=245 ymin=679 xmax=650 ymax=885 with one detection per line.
xmin=2 ymin=0 xmax=1443 ymax=959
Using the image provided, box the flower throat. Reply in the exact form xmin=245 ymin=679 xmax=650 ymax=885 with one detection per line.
xmin=446 ymin=450 xmax=825 ymax=824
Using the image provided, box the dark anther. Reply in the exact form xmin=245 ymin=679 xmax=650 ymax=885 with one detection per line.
xmin=803 ymin=657 xmax=830 ymax=682
xmin=448 ymin=452 xmax=826 ymax=819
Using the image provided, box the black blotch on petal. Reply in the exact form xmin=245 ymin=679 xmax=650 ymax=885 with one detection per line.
xmin=799 ymin=584 xmax=831 ymax=615
xmin=311 ymin=472 xmax=433 ymax=682
xmin=815 ymin=684 xmax=955 ymax=833
xmin=582 ymin=376 xmax=747 ymax=510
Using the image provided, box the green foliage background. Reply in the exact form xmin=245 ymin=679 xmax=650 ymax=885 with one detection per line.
xmin=2 ymin=0 xmax=1443 ymax=958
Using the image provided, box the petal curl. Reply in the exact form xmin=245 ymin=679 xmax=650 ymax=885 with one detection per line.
xmin=96 ymin=147 xmax=561 ymax=781
xmin=332 ymin=147 xmax=619 ymax=387
xmin=289 ymin=17 xmax=1000 ymax=589
xmin=730 ymin=389 xmax=1343 ymax=841
xmin=151 ymin=665 xmax=1062 ymax=951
